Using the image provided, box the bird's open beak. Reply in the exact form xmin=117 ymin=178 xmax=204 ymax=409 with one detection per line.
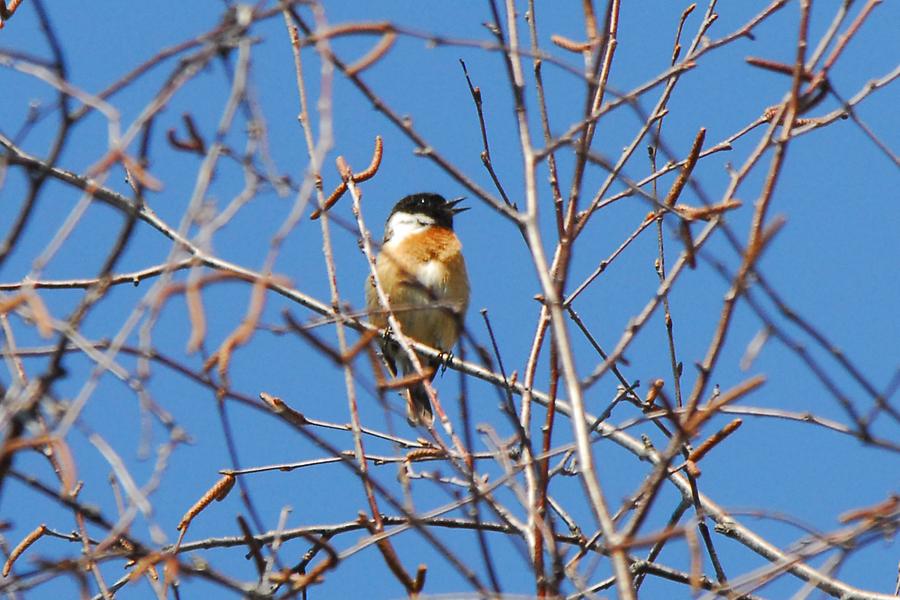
xmin=447 ymin=196 xmax=469 ymax=214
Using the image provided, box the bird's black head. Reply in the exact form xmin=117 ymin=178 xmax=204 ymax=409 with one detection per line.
xmin=389 ymin=193 xmax=468 ymax=230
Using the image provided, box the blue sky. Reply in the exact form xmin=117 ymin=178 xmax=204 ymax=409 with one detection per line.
xmin=1 ymin=1 xmax=898 ymax=598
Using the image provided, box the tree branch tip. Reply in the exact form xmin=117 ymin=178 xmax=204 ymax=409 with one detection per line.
xmin=2 ymin=523 xmax=48 ymax=577
xmin=346 ymin=31 xmax=396 ymax=76
xmin=412 ymin=564 xmax=427 ymax=593
xmin=551 ymin=34 xmax=597 ymax=53
xmin=688 ymin=419 xmax=743 ymax=463
xmin=685 ymin=460 xmax=701 ymax=478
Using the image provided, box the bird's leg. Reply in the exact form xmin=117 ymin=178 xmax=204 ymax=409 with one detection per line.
xmin=438 ymin=350 xmax=454 ymax=375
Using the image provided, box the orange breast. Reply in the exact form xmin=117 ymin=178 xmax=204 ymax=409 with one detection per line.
xmin=364 ymin=226 xmax=469 ymax=351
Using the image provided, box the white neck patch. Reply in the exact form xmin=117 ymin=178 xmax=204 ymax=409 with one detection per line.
xmin=384 ymin=211 xmax=434 ymax=247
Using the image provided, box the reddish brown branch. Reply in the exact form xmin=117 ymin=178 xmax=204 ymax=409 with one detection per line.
xmin=0 ymin=0 xmax=24 ymax=28
xmin=687 ymin=419 xmax=743 ymax=463
xmin=176 ymin=474 xmax=236 ymax=532
xmin=310 ymin=136 xmax=383 ymax=219
xmin=346 ymin=32 xmax=396 ymax=75
xmin=3 ymin=523 xmax=47 ymax=576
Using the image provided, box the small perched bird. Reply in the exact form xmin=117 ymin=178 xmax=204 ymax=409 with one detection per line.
xmin=365 ymin=193 xmax=470 ymax=425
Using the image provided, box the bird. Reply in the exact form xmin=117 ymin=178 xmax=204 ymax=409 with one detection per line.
xmin=365 ymin=192 xmax=470 ymax=426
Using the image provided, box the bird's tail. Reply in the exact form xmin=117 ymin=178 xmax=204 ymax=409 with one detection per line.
xmin=406 ymin=382 xmax=434 ymax=427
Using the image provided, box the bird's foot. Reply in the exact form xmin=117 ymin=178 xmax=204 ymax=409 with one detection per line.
xmin=438 ymin=350 xmax=454 ymax=374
